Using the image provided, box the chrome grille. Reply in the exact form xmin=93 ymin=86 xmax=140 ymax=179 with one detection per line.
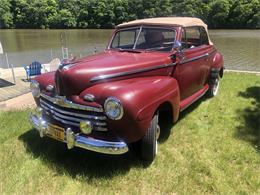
xmin=40 ymin=96 xmax=107 ymax=131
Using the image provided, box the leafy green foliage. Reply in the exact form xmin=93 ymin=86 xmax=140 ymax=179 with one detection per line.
xmin=0 ymin=0 xmax=259 ymax=29
xmin=0 ymin=0 xmax=13 ymax=28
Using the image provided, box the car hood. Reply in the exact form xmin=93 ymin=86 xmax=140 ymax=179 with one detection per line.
xmin=55 ymin=50 xmax=173 ymax=96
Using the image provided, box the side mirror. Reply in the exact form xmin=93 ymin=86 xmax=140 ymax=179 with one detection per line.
xmin=171 ymin=41 xmax=184 ymax=62
xmin=173 ymin=41 xmax=182 ymax=52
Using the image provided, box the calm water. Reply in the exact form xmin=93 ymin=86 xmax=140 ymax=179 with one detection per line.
xmin=0 ymin=29 xmax=260 ymax=71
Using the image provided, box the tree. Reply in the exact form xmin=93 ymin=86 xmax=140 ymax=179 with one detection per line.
xmin=49 ymin=9 xmax=77 ymax=28
xmin=1 ymin=0 xmax=260 ymax=29
xmin=14 ymin=0 xmax=58 ymax=28
xmin=208 ymin=0 xmax=232 ymax=28
xmin=0 ymin=0 xmax=13 ymax=28
xmin=227 ymin=0 xmax=260 ymax=28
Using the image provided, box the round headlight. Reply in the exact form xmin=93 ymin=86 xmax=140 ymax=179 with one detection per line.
xmin=30 ymin=80 xmax=40 ymax=98
xmin=104 ymin=97 xmax=124 ymax=120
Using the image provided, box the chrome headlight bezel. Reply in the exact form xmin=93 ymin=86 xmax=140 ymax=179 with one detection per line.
xmin=30 ymin=80 xmax=40 ymax=98
xmin=104 ymin=97 xmax=124 ymax=120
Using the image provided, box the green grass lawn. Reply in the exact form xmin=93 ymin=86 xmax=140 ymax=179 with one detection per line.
xmin=0 ymin=72 xmax=259 ymax=194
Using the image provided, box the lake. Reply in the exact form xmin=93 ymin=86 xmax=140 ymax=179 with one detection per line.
xmin=0 ymin=29 xmax=259 ymax=71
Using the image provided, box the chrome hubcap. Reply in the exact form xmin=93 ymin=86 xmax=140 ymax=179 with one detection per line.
xmin=213 ymin=79 xmax=219 ymax=96
xmin=155 ymin=141 xmax=158 ymax=155
xmin=156 ymin=124 xmax=160 ymax=140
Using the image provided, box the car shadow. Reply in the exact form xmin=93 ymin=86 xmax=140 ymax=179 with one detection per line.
xmin=158 ymin=95 xmax=207 ymax=143
xmin=236 ymin=86 xmax=260 ymax=151
xmin=18 ymin=129 xmax=146 ymax=180
xmin=178 ymin=96 xmax=208 ymax=121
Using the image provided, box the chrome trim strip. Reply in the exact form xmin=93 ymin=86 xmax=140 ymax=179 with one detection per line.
xmin=40 ymin=99 xmax=106 ymax=120
xmin=95 ymin=126 xmax=108 ymax=131
xmin=179 ymin=53 xmax=209 ymax=65
xmin=133 ymin=26 xmax=142 ymax=49
xmin=208 ymin=49 xmax=217 ymax=56
xmin=52 ymin=115 xmax=79 ymax=127
xmin=45 ymin=107 xmax=107 ymax=126
xmin=48 ymin=110 xmax=107 ymax=126
xmin=29 ymin=112 xmax=127 ymax=155
xmin=40 ymin=104 xmax=108 ymax=129
xmin=41 ymin=93 xmax=103 ymax=112
xmin=52 ymin=115 xmax=108 ymax=131
xmin=90 ymin=63 xmax=176 ymax=82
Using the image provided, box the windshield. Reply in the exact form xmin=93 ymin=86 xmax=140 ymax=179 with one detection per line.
xmin=110 ymin=27 xmax=176 ymax=52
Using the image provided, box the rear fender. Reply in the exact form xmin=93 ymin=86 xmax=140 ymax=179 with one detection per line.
xmin=211 ymin=52 xmax=224 ymax=78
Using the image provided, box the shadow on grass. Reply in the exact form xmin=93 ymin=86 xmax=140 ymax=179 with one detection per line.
xmin=18 ymin=129 xmax=145 ymax=180
xmin=236 ymin=86 xmax=260 ymax=151
xmin=158 ymin=95 xmax=207 ymax=143
xmin=179 ymin=96 xmax=208 ymax=121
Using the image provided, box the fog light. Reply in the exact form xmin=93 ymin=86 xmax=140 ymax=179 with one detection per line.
xmin=80 ymin=121 xmax=92 ymax=134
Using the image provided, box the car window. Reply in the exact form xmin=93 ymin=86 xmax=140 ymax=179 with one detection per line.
xmin=110 ymin=27 xmax=176 ymax=52
xmin=111 ymin=28 xmax=139 ymax=49
xmin=135 ymin=28 xmax=175 ymax=51
xmin=181 ymin=28 xmax=187 ymax=49
xmin=182 ymin=26 xmax=209 ymax=49
xmin=200 ymin=27 xmax=209 ymax=45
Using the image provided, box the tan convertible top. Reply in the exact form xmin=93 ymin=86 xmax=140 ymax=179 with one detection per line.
xmin=117 ymin=17 xmax=206 ymax=28
xmin=117 ymin=17 xmax=213 ymax=45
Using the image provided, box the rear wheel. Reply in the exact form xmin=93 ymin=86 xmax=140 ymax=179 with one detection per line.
xmin=140 ymin=114 xmax=160 ymax=162
xmin=207 ymin=77 xmax=220 ymax=98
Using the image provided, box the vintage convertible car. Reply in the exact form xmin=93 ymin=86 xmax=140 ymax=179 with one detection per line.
xmin=30 ymin=17 xmax=224 ymax=162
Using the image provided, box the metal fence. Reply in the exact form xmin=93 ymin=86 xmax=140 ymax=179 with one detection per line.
xmin=0 ymin=46 xmax=104 ymax=69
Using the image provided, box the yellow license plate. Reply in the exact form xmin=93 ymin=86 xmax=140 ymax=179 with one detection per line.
xmin=47 ymin=124 xmax=65 ymax=141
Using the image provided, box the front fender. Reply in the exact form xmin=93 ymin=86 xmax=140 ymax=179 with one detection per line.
xmin=79 ymin=76 xmax=180 ymax=143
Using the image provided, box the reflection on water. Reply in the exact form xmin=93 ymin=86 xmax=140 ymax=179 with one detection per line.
xmin=210 ymin=30 xmax=260 ymax=71
xmin=0 ymin=29 xmax=113 ymax=68
xmin=0 ymin=29 xmax=259 ymax=71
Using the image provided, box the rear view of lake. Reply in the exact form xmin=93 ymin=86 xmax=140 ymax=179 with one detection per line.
xmin=0 ymin=29 xmax=259 ymax=71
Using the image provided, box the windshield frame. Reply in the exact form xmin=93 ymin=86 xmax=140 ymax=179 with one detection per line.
xmin=108 ymin=26 xmax=177 ymax=52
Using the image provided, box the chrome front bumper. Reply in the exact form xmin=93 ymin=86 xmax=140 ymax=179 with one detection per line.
xmin=29 ymin=110 xmax=128 ymax=155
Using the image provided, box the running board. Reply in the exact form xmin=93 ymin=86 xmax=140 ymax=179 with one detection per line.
xmin=180 ymin=84 xmax=209 ymax=112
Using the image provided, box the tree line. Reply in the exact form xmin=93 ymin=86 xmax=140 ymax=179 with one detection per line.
xmin=0 ymin=0 xmax=259 ymax=29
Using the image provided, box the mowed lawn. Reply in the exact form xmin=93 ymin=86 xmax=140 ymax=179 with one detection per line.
xmin=0 ymin=72 xmax=259 ymax=194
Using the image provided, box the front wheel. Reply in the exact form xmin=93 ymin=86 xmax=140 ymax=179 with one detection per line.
xmin=207 ymin=78 xmax=220 ymax=98
xmin=140 ymin=114 xmax=160 ymax=162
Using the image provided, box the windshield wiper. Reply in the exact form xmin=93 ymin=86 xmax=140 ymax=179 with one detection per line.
xmin=118 ymin=48 xmax=141 ymax=53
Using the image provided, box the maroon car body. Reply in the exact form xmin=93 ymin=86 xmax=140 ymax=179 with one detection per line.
xmin=30 ymin=17 xmax=224 ymax=162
